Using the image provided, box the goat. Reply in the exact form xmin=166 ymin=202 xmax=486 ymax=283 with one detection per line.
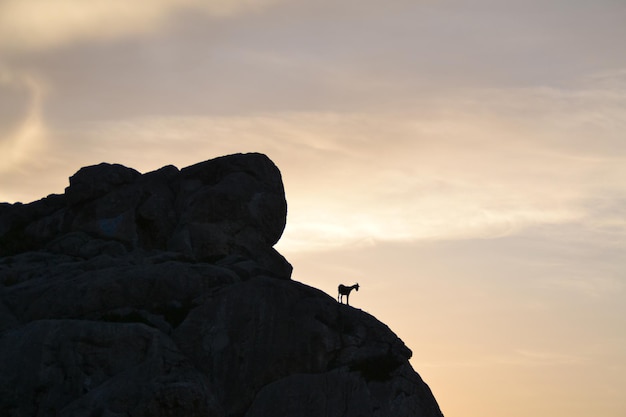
xmin=337 ymin=283 xmax=359 ymax=305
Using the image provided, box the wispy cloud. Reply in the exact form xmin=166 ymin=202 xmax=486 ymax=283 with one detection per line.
xmin=0 ymin=67 xmax=46 ymax=174
xmin=0 ymin=0 xmax=283 ymax=54
xmin=9 ymin=73 xmax=619 ymax=251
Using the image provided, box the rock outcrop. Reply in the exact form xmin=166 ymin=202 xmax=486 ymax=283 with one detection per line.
xmin=0 ymin=153 xmax=444 ymax=417
xmin=0 ymin=153 xmax=290 ymax=279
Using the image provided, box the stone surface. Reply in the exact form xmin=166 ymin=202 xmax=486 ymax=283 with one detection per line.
xmin=0 ymin=153 xmax=444 ymax=417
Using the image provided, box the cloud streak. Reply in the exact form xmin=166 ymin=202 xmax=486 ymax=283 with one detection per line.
xmin=7 ymin=74 xmax=620 ymax=252
xmin=0 ymin=0 xmax=283 ymax=54
xmin=0 ymin=67 xmax=46 ymax=175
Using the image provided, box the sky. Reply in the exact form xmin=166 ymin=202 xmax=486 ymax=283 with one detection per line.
xmin=1 ymin=0 xmax=625 ymax=416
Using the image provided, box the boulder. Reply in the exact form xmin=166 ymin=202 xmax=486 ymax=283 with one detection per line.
xmin=0 ymin=153 xmax=291 ymax=279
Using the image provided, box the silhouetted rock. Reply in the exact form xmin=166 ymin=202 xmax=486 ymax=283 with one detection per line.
xmin=0 ymin=153 xmax=290 ymax=278
xmin=0 ymin=153 xmax=444 ymax=417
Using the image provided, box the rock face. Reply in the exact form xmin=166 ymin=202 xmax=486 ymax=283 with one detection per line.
xmin=0 ymin=153 xmax=444 ymax=417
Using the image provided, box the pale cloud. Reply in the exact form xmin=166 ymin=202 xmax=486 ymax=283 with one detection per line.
xmin=8 ymin=73 xmax=620 ymax=252
xmin=0 ymin=66 xmax=46 ymax=174
xmin=0 ymin=0 xmax=282 ymax=54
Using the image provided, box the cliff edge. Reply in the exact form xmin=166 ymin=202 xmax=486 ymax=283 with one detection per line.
xmin=0 ymin=153 xmax=444 ymax=417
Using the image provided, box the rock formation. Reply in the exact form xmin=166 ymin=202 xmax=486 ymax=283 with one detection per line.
xmin=0 ymin=153 xmax=444 ymax=417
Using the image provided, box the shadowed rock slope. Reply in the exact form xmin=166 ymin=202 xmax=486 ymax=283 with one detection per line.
xmin=0 ymin=153 xmax=444 ymax=417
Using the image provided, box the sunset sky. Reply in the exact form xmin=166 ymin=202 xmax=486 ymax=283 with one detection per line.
xmin=1 ymin=1 xmax=625 ymax=416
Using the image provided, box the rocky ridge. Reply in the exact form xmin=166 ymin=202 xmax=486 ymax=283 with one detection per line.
xmin=0 ymin=153 xmax=444 ymax=417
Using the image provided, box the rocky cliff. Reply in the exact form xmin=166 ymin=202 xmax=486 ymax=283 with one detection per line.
xmin=0 ymin=153 xmax=444 ymax=417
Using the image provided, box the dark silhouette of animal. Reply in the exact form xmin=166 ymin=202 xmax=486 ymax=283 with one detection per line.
xmin=337 ymin=283 xmax=359 ymax=305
